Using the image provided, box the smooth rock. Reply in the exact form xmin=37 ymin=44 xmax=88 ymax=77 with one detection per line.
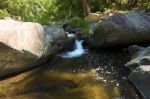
xmin=0 ymin=20 xmax=66 ymax=78
xmin=89 ymin=12 xmax=150 ymax=48
xmin=129 ymin=71 xmax=150 ymax=99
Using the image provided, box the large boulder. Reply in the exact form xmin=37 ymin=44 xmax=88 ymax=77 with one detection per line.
xmin=125 ymin=45 xmax=150 ymax=99
xmin=89 ymin=12 xmax=150 ymax=48
xmin=0 ymin=20 xmax=66 ymax=78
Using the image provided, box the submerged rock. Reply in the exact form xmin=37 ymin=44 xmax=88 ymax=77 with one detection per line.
xmin=89 ymin=12 xmax=150 ymax=48
xmin=0 ymin=20 xmax=66 ymax=78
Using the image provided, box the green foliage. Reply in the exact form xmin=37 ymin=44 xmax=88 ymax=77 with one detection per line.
xmin=6 ymin=0 xmax=55 ymax=24
xmin=69 ymin=17 xmax=88 ymax=29
xmin=0 ymin=0 xmax=56 ymax=24
xmin=0 ymin=0 xmax=150 ymax=24
xmin=0 ymin=0 xmax=84 ymax=23
xmin=69 ymin=17 xmax=89 ymax=35
xmin=138 ymin=0 xmax=150 ymax=9
xmin=0 ymin=9 xmax=10 ymax=18
xmin=52 ymin=0 xmax=84 ymax=20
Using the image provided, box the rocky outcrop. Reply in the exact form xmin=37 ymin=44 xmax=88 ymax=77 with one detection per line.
xmin=126 ymin=45 xmax=150 ymax=99
xmin=89 ymin=12 xmax=150 ymax=48
xmin=0 ymin=20 xmax=66 ymax=78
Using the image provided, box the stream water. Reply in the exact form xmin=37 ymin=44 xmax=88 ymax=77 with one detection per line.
xmin=44 ymin=49 xmax=141 ymax=99
xmin=60 ymin=40 xmax=86 ymax=58
xmin=43 ymin=40 xmax=141 ymax=99
xmin=0 ymin=40 xmax=142 ymax=99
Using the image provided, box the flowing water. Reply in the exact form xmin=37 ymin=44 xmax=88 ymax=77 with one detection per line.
xmin=44 ymin=50 xmax=141 ymax=99
xmin=44 ymin=40 xmax=141 ymax=99
xmin=60 ymin=40 xmax=86 ymax=58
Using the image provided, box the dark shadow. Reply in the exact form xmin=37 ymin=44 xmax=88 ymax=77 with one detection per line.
xmin=0 ymin=42 xmax=49 ymax=81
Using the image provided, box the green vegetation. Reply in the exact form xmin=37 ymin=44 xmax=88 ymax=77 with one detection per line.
xmin=0 ymin=0 xmax=150 ymax=24
xmin=69 ymin=17 xmax=89 ymax=35
xmin=0 ymin=9 xmax=10 ymax=18
xmin=0 ymin=0 xmax=56 ymax=24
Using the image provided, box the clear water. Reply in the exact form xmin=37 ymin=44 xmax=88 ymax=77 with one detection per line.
xmin=0 ymin=46 xmax=142 ymax=99
xmin=46 ymin=50 xmax=141 ymax=99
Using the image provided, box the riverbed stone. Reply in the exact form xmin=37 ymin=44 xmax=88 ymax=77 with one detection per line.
xmin=0 ymin=20 xmax=66 ymax=78
xmin=88 ymin=12 xmax=150 ymax=48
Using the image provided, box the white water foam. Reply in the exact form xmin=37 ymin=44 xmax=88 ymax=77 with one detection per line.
xmin=61 ymin=40 xmax=86 ymax=58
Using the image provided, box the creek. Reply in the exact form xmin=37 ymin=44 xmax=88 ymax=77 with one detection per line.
xmin=0 ymin=40 xmax=142 ymax=99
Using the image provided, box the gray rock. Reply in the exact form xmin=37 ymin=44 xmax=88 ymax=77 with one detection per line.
xmin=126 ymin=45 xmax=150 ymax=99
xmin=0 ymin=20 xmax=66 ymax=77
xmin=88 ymin=12 xmax=150 ymax=48
xmin=125 ymin=46 xmax=150 ymax=70
xmin=129 ymin=71 xmax=150 ymax=99
xmin=127 ymin=45 xmax=144 ymax=54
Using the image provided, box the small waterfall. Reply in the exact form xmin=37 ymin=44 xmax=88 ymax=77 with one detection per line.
xmin=60 ymin=40 xmax=86 ymax=58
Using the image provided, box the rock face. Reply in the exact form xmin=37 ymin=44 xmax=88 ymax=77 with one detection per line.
xmin=89 ymin=12 xmax=150 ymax=48
xmin=126 ymin=45 xmax=150 ymax=99
xmin=0 ymin=20 xmax=66 ymax=78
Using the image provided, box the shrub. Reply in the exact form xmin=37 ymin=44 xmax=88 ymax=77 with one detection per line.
xmin=69 ymin=17 xmax=89 ymax=36
xmin=0 ymin=9 xmax=10 ymax=19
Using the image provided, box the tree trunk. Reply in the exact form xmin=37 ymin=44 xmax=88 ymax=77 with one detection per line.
xmin=82 ymin=0 xmax=91 ymax=16
xmin=127 ymin=0 xmax=139 ymax=8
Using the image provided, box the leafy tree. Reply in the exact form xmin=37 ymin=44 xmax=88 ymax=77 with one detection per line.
xmin=0 ymin=0 xmax=149 ymax=24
